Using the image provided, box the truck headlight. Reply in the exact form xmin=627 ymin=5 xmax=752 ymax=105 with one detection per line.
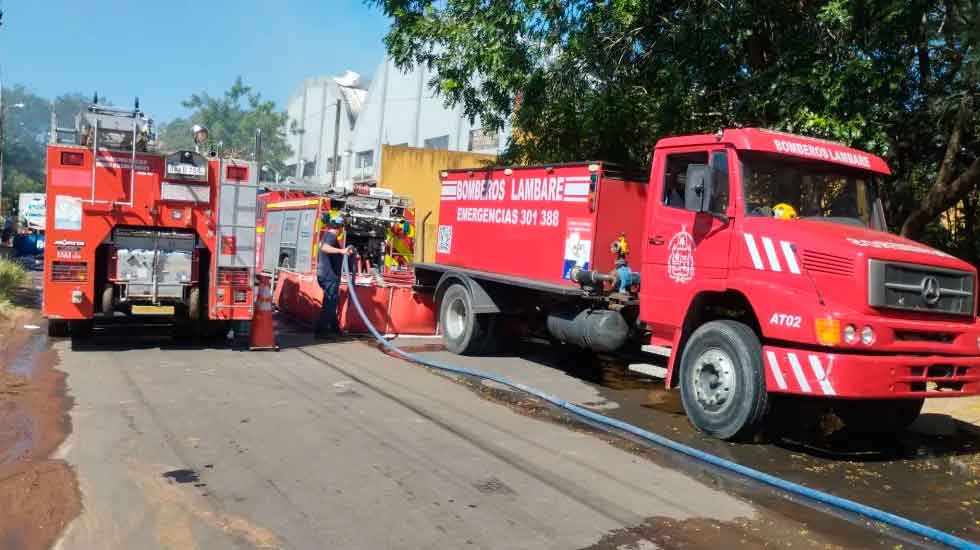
xmin=843 ymin=324 xmax=857 ymax=344
xmin=815 ymin=318 xmax=840 ymax=346
xmin=861 ymin=326 xmax=875 ymax=345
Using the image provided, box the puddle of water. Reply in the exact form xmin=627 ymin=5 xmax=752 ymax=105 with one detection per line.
xmin=163 ymin=469 xmax=200 ymax=483
xmin=6 ymin=332 xmax=48 ymax=378
xmin=639 ymin=389 xmax=685 ymax=415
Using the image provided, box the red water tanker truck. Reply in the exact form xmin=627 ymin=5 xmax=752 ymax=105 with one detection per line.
xmin=42 ymin=101 xmax=259 ymax=338
xmin=414 ymin=128 xmax=980 ymax=439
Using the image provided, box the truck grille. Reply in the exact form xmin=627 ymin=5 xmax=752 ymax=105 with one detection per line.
xmin=217 ymin=267 xmax=250 ymax=286
xmin=868 ymin=260 xmax=974 ymax=316
xmin=51 ymin=262 xmax=88 ymax=282
xmin=802 ymin=250 xmax=853 ymax=277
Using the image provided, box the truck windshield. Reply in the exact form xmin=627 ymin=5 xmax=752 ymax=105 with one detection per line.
xmin=740 ymin=151 xmax=884 ymax=230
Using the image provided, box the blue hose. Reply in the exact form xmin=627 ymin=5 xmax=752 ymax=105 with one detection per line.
xmin=341 ymin=259 xmax=978 ymax=550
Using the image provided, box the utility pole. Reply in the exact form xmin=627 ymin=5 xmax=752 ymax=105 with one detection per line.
xmin=0 ymin=7 xmax=7 ymax=213
xmin=331 ymin=99 xmax=341 ymax=188
xmin=1 ymin=71 xmax=6 ymax=212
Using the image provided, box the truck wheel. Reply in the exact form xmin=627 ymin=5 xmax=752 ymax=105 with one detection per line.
xmin=440 ymin=284 xmax=496 ymax=355
xmin=100 ymin=284 xmax=115 ymax=315
xmin=48 ymin=319 xmax=69 ymax=338
xmin=679 ymin=320 xmax=768 ymax=440
xmin=188 ymin=286 xmax=202 ymax=322
xmin=834 ymin=399 xmax=924 ymax=433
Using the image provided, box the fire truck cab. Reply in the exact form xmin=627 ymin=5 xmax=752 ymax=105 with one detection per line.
xmin=43 ymin=101 xmax=259 ymax=338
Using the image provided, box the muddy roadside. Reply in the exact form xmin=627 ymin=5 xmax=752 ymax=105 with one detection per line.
xmin=0 ymin=271 xmax=80 ymax=550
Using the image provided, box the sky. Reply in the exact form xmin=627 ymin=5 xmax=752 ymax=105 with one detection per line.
xmin=0 ymin=0 xmax=390 ymax=122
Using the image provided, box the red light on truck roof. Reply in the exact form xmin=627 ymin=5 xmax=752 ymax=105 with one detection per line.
xmin=226 ymin=166 xmax=248 ymax=182
xmin=61 ymin=152 xmax=85 ymax=166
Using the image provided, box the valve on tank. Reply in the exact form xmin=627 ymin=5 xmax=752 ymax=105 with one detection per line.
xmin=569 ymin=232 xmax=640 ymax=295
xmin=611 ymin=233 xmax=640 ymax=294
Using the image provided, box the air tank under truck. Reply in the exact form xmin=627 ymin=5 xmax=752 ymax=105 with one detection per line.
xmin=42 ymin=101 xmax=259 ymax=338
xmin=414 ymin=128 xmax=980 ymax=440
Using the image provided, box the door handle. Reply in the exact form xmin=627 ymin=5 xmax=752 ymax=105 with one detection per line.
xmin=649 ymin=236 xmax=665 ymax=245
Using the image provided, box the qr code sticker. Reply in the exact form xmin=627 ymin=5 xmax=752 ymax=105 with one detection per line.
xmin=437 ymin=225 xmax=453 ymax=254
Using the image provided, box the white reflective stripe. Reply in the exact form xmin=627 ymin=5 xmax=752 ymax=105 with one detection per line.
xmin=564 ymin=176 xmax=591 ymax=182
xmin=743 ymin=233 xmax=764 ymax=270
xmin=765 ymin=351 xmax=788 ymax=390
xmin=808 ymin=355 xmax=836 ymax=395
xmin=258 ymin=302 xmax=273 ymax=311
xmin=563 ymin=197 xmax=589 ymax=203
xmin=786 ymin=353 xmax=812 ymax=393
xmin=564 ymin=182 xmax=589 ymax=195
xmin=780 ymin=241 xmax=801 ymax=274
xmin=761 ymin=237 xmax=782 ymax=272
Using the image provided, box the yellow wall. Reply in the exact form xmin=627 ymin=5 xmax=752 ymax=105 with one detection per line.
xmin=379 ymin=145 xmax=496 ymax=262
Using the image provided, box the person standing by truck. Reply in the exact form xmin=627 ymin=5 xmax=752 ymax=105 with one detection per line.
xmin=315 ymin=214 xmax=352 ymax=339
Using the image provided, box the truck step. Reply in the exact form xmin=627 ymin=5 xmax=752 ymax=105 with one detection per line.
xmin=628 ymin=363 xmax=668 ymax=379
xmin=641 ymin=344 xmax=672 ymax=357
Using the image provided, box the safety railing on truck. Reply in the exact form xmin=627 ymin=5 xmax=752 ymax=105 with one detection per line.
xmin=50 ymin=101 xmax=153 ymax=209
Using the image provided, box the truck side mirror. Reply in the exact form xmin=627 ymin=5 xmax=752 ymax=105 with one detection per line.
xmin=684 ymin=164 xmax=713 ymax=213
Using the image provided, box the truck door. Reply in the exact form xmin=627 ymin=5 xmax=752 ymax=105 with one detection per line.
xmin=640 ymin=147 xmax=733 ymax=330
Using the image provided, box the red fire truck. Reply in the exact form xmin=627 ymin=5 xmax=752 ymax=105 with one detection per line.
xmin=415 ymin=128 xmax=980 ymax=439
xmin=42 ymin=102 xmax=259 ymax=338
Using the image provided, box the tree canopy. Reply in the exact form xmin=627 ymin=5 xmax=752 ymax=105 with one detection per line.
xmin=1 ymin=86 xmax=89 ymax=212
xmin=158 ymin=77 xmax=292 ymax=174
xmin=373 ymin=0 xmax=980 ymax=260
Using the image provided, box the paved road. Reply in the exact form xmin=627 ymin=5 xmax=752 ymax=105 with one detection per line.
xmin=51 ymin=329 xmax=923 ymax=549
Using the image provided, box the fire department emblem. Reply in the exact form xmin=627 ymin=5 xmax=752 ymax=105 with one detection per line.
xmin=667 ymin=226 xmax=695 ymax=284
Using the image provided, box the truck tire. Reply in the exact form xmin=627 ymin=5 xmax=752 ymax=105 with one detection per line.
xmin=834 ymin=398 xmax=924 ymax=433
xmin=48 ymin=319 xmax=69 ymax=338
xmin=439 ymin=283 xmax=497 ymax=355
xmin=679 ymin=320 xmax=768 ymax=440
xmin=188 ymin=286 xmax=202 ymax=323
xmin=100 ymin=284 xmax=115 ymax=315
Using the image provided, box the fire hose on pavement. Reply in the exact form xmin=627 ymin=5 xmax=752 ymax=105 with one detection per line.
xmin=339 ymin=256 xmax=978 ymax=550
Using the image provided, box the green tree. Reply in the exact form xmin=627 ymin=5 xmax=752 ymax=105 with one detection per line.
xmin=158 ymin=77 xmax=292 ymax=174
xmin=1 ymin=87 xmax=97 ymax=189
xmin=2 ymin=84 xmax=51 ymax=183
xmin=372 ymin=0 xmax=980 ymax=258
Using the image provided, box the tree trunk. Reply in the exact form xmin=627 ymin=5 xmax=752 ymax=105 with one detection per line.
xmin=900 ymin=94 xmax=978 ymax=240
xmin=901 ymin=156 xmax=980 ymax=240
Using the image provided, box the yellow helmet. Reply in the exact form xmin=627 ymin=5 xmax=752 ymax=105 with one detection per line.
xmin=772 ymin=203 xmax=798 ymax=220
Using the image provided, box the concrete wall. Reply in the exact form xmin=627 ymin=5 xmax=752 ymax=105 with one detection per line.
xmin=379 ymin=145 xmax=496 ymax=262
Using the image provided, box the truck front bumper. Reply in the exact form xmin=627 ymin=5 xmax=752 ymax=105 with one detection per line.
xmin=762 ymin=344 xmax=980 ymax=398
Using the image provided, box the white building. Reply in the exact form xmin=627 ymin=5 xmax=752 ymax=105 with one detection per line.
xmin=284 ymin=72 xmax=367 ymax=184
xmin=282 ymin=59 xmax=507 ymax=190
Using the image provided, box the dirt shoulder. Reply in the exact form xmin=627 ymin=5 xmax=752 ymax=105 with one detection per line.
xmin=0 ymin=274 xmax=80 ymax=550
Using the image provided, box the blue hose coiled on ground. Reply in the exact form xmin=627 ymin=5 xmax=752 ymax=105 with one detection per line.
xmin=340 ymin=258 xmax=978 ymax=550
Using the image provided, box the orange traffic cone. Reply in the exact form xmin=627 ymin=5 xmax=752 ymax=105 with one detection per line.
xmin=250 ymin=273 xmax=278 ymax=351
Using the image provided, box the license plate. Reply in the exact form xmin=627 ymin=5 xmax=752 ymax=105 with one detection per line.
xmin=131 ymin=305 xmax=175 ymax=315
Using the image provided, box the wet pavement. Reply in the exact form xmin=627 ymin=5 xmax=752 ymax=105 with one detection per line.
xmin=2 ymin=284 xmax=976 ymax=549
xmin=408 ymin=339 xmax=980 ymax=545
xmin=20 ymin=317 xmax=946 ymax=549
xmin=0 ymin=272 xmax=80 ymax=550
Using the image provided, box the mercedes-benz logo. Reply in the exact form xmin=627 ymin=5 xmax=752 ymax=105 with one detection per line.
xmin=920 ymin=276 xmax=942 ymax=305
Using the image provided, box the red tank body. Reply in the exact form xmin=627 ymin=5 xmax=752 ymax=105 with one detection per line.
xmin=434 ymin=162 xmax=648 ymax=285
